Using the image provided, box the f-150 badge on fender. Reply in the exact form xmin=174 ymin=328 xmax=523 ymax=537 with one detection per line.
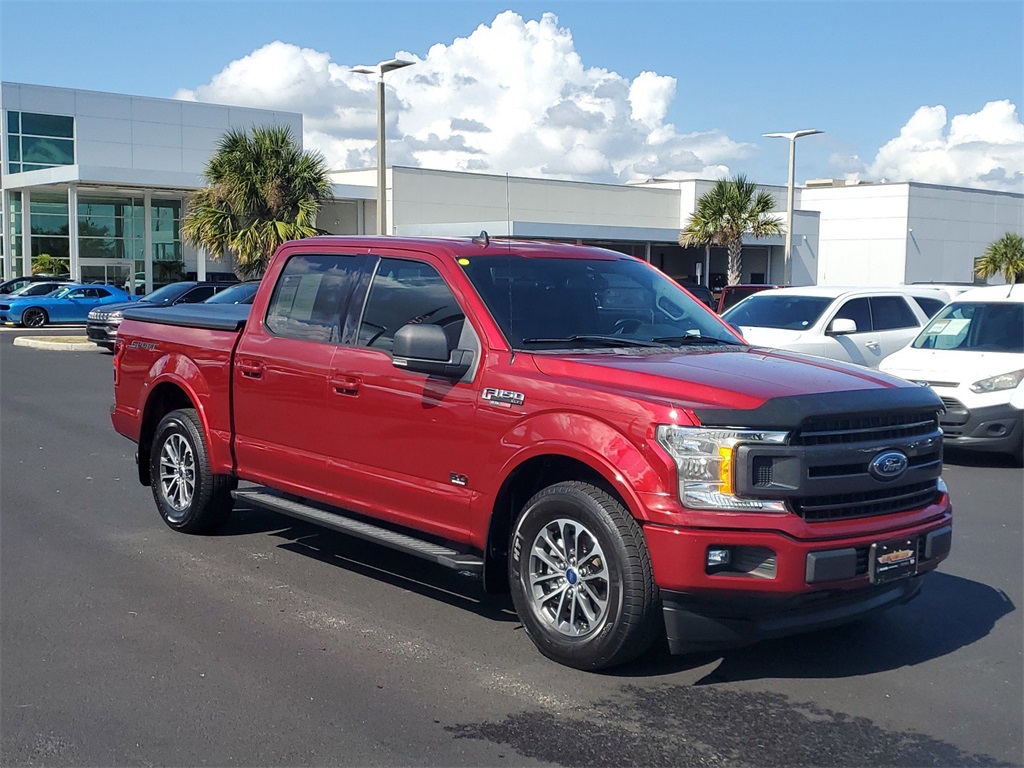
xmin=482 ymin=387 xmax=525 ymax=407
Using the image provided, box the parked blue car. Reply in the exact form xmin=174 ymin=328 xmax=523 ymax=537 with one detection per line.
xmin=0 ymin=283 xmax=135 ymax=327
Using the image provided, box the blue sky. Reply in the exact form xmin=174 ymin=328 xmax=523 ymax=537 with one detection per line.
xmin=2 ymin=0 xmax=1021 ymax=189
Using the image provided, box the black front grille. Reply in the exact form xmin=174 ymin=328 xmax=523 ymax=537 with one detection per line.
xmin=792 ymin=480 xmax=939 ymax=522
xmin=792 ymin=411 xmax=940 ymax=446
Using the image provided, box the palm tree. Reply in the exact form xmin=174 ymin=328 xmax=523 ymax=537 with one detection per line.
xmin=974 ymin=232 xmax=1024 ymax=284
xmin=679 ymin=175 xmax=783 ymax=286
xmin=183 ymin=125 xmax=333 ymax=278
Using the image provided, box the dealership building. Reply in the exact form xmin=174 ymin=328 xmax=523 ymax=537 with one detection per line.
xmin=2 ymin=81 xmax=1021 ymax=293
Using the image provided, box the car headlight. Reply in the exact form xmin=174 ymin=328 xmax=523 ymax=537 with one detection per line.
xmin=108 ymin=310 xmax=125 ymax=321
xmin=656 ymin=425 xmax=789 ymax=511
xmin=969 ymin=369 xmax=1024 ymax=394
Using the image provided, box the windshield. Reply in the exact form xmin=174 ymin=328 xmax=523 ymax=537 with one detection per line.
xmin=723 ymin=294 xmax=834 ymax=330
xmin=139 ymin=283 xmax=193 ymax=305
xmin=912 ymin=301 xmax=1023 ymax=352
xmin=459 ymin=253 xmax=738 ymax=350
xmin=205 ymin=282 xmax=259 ymax=304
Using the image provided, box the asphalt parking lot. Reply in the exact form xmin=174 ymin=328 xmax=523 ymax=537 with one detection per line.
xmin=1 ymin=329 xmax=1022 ymax=767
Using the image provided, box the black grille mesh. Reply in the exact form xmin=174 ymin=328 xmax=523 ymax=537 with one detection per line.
xmin=792 ymin=481 xmax=939 ymax=522
xmin=792 ymin=411 xmax=940 ymax=446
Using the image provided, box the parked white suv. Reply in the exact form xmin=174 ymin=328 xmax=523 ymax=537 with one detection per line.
xmin=880 ymin=284 xmax=1023 ymax=463
xmin=722 ymin=286 xmax=950 ymax=368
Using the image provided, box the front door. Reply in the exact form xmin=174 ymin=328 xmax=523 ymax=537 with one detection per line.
xmin=323 ymin=254 xmax=481 ymax=542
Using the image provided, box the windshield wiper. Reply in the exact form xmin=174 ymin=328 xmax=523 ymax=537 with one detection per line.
xmin=522 ymin=335 xmax=664 ymax=348
xmin=652 ymin=334 xmax=743 ymax=346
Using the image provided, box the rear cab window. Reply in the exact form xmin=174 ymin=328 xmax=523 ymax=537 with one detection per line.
xmin=265 ymin=254 xmax=361 ymax=344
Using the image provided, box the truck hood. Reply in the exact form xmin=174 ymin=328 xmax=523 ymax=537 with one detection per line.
xmin=531 ymin=346 xmax=903 ymax=411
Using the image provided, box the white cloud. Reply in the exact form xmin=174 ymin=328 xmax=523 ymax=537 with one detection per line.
xmin=861 ymin=100 xmax=1024 ymax=192
xmin=175 ymin=11 xmax=752 ymax=183
xmin=175 ymin=14 xmax=1021 ymax=193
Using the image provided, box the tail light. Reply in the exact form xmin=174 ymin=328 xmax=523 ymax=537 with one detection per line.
xmin=113 ymin=338 xmax=124 ymax=385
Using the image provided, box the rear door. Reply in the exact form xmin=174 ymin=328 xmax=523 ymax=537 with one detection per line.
xmin=232 ymin=252 xmax=364 ymax=492
xmin=871 ymin=295 xmax=927 ymax=361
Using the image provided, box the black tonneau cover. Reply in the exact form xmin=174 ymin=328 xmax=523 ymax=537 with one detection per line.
xmin=122 ymin=304 xmax=250 ymax=332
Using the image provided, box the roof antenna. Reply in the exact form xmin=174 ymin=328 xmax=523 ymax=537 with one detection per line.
xmin=472 ymin=230 xmax=490 ymax=246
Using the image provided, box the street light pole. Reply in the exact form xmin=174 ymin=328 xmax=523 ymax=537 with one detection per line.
xmin=763 ymin=129 xmax=822 ymax=284
xmin=352 ymin=58 xmax=415 ymax=235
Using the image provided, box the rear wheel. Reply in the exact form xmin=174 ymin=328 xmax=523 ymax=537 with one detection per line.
xmin=150 ymin=408 xmax=236 ymax=533
xmin=22 ymin=308 xmax=47 ymax=328
xmin=509 ymin=481 xmax=660 ymax=670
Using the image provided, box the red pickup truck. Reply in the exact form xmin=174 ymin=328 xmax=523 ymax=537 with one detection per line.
xmin=112 ymin=235 xmax=952 ymax=670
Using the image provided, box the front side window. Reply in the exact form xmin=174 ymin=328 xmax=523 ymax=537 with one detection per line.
xmin=871 ymin=296 xmax=919 ymax=330
xmin=833 ymin=297 xmax=872 ymax=333
xmin=358 ymin=258 xmax=464 ymax=354
xmin=265 ymin=254 xmax=359 ymax=343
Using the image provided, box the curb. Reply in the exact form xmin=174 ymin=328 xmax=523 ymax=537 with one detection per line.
xmin=13 ymin=336 xmax=96 ymax=352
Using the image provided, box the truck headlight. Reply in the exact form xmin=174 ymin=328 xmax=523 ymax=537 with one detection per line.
xmin=969 ymin=369 xmax=1024 ymax=393
xmin=656 ymin=425 xmax=789 ymax=511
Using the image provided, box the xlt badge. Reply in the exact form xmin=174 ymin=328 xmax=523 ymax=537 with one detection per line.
xmin=482 ymin=387 xmax=525 ymax=407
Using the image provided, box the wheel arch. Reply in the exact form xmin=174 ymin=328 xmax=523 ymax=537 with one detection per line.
xmin=137 ymin=380 xmax=202 ymax=485
xmin=481 ymin=451 xmax=637 ymax=594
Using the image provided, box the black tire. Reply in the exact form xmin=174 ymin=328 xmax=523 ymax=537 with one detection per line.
xmin=149 ymin=408 xmax=236 ymax=533
xmin=508 ymin=481 xmax=660 ymax=670
xmin=22 ymin=307 xmax=47 ymax=328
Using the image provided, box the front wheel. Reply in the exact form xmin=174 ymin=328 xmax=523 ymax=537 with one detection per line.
xmin=150 ymin=408 xmax=236 ymax=533
xmin=509 ymin=481 xmax=660 ymax=670
xmin=22 ymin=308 xmax=47 ymax=328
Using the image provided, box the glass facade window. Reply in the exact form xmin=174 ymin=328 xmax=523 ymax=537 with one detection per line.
xmin=6 ymin=111 xmax=75 ymax=174
xmin=77 ymin=196 xmax=183 ymax=275
xmin=30 ymin=194 xmax=70 ymax=261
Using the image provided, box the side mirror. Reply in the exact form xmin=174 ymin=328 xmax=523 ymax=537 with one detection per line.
xmin=827 ymin=318 xmax=858 ymax=335
xmin=392 ymin=323 xmax=473 ymax=379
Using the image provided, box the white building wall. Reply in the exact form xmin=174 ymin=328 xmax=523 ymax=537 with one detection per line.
xmin=387 ymin=167 xmax=681 ymax=231
xmin=1 ymin=82 xmax=303 ymax=280
xmin=798 ymin=183 xmax=912 ymax=285
xmin=905 ymin=184 xmax=1024 ymax=284
xmin=1 ymin=83 xmax=302 ymax=181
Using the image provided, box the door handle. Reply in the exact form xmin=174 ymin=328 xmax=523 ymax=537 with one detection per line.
xmin=330 ymin=375 xmax=361 ymax=395
xmin=238 ymin=359 xmax=264 ymax=379
xmin=865 ymin=341 xmax=880 ymax=349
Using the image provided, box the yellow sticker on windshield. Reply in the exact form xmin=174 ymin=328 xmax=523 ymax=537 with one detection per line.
xmin=457 ymin=258 xmax=471 ymax=266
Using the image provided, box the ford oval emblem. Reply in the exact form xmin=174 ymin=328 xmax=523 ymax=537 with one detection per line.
xmin=869 ymin=450 xmax=909 ymax=481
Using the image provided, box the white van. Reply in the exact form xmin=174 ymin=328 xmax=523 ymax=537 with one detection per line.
xmin=879 ymin=284 xmax=1023 ymax=463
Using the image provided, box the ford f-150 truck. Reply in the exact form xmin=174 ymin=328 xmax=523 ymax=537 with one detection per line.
xmin=111 ymin=235 xmax=952 ymax=670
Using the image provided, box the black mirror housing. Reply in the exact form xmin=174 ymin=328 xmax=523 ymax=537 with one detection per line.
xmin=393 ymin=323 xmax=473 ymax=378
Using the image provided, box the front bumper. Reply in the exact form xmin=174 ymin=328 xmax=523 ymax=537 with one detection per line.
xmin=86 ymin=320 xmax=119 ymax=348
xmin=643 ymin=510 xmax=952 ymax=654
xmin=939 ymin=398 xmax=1023 ymax=454
xmin=661 ymin=576 xmax=925 ymax=654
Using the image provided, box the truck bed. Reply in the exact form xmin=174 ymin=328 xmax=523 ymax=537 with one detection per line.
xmin=122 ymin=303 xmax=249 ymax=332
